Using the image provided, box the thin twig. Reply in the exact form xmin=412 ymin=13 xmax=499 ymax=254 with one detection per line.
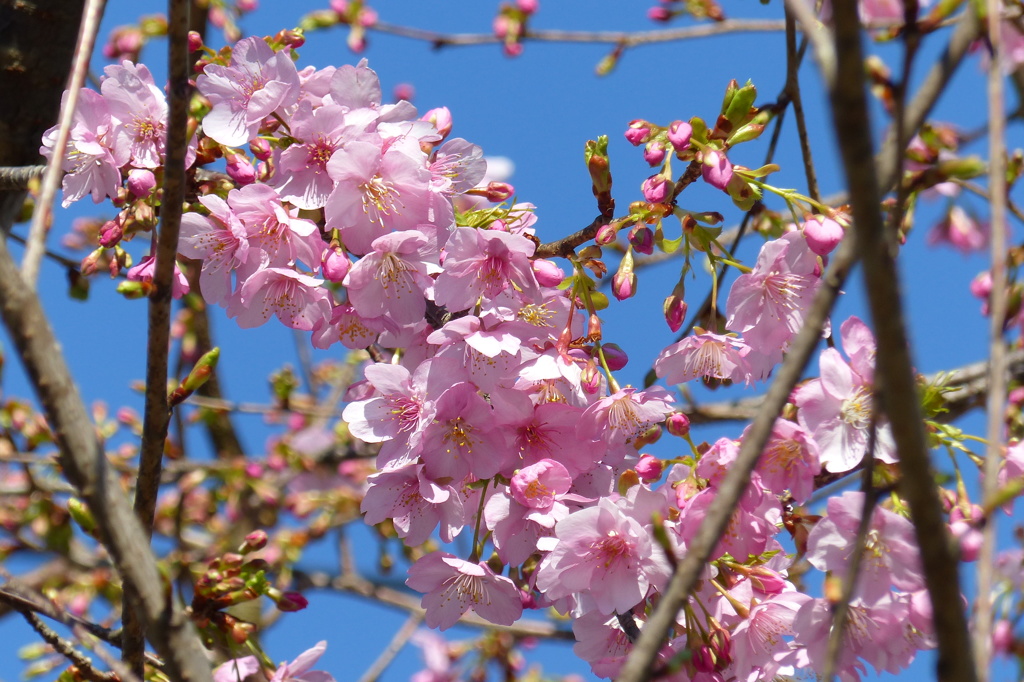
xmin=20 ymin=610 xmax=118 ymax=682
xmin=974 ymin=0 xmax=1010 ymax=675
xmin=369 ymin=18 xmax=787 ymax=48
xmin=827 ymin=0 xmax=977 ymax=677
xmin=356 ymin=612 xmax=425 ymax=682
xmin=782 ymin=0 xmax=836 ymax=87
xmin=784 ymin=9 xmax=820 ymax=202
xmin=21 ymin=0 xmax=107 ymax=289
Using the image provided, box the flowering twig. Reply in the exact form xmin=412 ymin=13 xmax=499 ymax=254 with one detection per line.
xmin=21 ymin=0 xmax=107 ymax=289
xmin=827 ymin=0 xmax=976 ymax=676
xmin=975 ymin=0 xmax=1011 ymax=674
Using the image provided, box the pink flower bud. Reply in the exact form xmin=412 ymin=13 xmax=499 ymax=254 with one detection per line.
xmin=666 ymin=411 xmax=691 ymax=437
xmin=612 ymin=269 xmax=637 ymax=301
xmin=702 ymin=150 xmax=733 ymax=190
xmin=321 ymin=248 xmax=351 ymax=282
xmin=643 ymin=141 xmax=666 ymax=166
xmin=127 ymin=169 xmax=156 ymax=198
xmin=484 ymin=181 xmax=514 ymax=202
xmin=422 ymin=107 xmax=452 ymax=139
xmin=802 ymin=214 xmax=844 ymax=256
xmin=628 ymin=225 xmax=654 ymax=255
xmin=746 ymin=566 xmax=786 ymax=594
xmin=517 ymin=0 xmax=539 ymax=13
xmin=595 ymin=223 xmax=618 ymax=245
xmin=648 ymin=6 xmax=672 ymax=21
xmin=664 ymin=295 xmax=687 ymax=332
xmin=243 ymin=530 xmax=268 ymax=552
xmin=624 ymin=121 xmax=651 ymax=146
xmin=532 ymin=259 xmax=565 ymax=287
xmin=581 ymin=361 xmax=601 ymax=394
xmin=187 ymin=31 xmax=204 ymax=52
xmin=99 ymin=220 xmax=123 ymax=248
xmin=249 ymin=137 xmax=272 ymax=161
xmin=237 ymin=0 xmax=258 ymax=10
xmin=635 ymin=454 xmax=663 ymax=482
xmin=642 ymin=175 xmax=671 ymax=203
xmin=393 ymin=82 xmax=415 ymax=102
xmin=358 ymin=7 xmax=378 ymax=26
xmin=993 ymin=620 xmax=1014 ymax=656
xmin=225 ymin=152 xmax=256 ymax=186
xmin=668 ymin=120 xmax=693 ymax=149
xmin=600 ymin=342 xmax=628 ymax=370
xmin=970 ymin=271 xmax=993 ymax=300
xmin=275 ymin=591 xmax=308 ymax=612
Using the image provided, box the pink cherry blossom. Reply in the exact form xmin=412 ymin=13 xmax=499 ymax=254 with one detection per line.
xmin=726 ymin=231 xmax=820 ymax=354
xmin=101 ymin=61 xmax=167 ymax=168
xmin=127 ymin=256 xmax=190 ymax=299
xmin=228 ymin=184 xmax=324 ymax=275
xmin=536 ymin=496 xmax=671 ymax=615
xmin=213 ymin=656 xmax=261 ymax=682
xmin=406 ymin=552 xmax=523 ymax=630
xmin=310 ymin=303 xmax=385 ymax=350
xmin=576 ymin=386 xmax=675 ymax=452
xmin=745 ymin=418 xmax=821 ymax=503
xmin=926 ymin=205 xmax=989 ymax=253
xmin=418 ymin=382 xmax=512 ymax=481
xmin=197 ymin=36 xmax=301 ymax=147
xmin=361 ymin=463 xmax=464 ymax=544
xmin=272 ymin=101 xmax=358 ymax=209
xmin=40 ymin=89 xmax=129 ymax=207
xmin=269 ymin=641 xmax=337 ymax=682
xmin=805 ymin=491 xmax=924 ymax=602
xmin=179 ymin=194 xmax=250 ymax=304
xmin=227 ymin=267 xmax=331 ymax=330
xmin=344 ymin=229 xmax=439 ymax=325
xmin=654 ymin=331 xmax=752 ymax=385
xmin=433 ymin=227 xmax=540 ymax=311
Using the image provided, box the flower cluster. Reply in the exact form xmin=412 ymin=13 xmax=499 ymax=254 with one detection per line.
xmin=42 ymin=34 xmax=950 ymax=682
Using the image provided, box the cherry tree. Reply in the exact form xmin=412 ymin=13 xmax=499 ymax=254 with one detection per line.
xmin=0 ymin=1 xmax=1021 ymax=682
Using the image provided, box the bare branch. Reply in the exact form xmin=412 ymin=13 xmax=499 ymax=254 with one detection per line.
xmin=828 ymin=0 xmax=976 ymax=676
xmin=356 ymin=612 xmax=424 ymax=682
xmin=21 ymin=0 xmax=107 ymax=289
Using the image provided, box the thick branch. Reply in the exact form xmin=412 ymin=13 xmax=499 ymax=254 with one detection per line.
xmin=0 ymin=238 xmax=211 ymax=682
xmin=828 ymin=0 xmax=976 ymax=678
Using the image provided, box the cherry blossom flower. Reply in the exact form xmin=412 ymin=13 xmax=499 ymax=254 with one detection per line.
xmin=101 ymin=61 xmax=167 ymax=168
xmin=406 ymin=552 xmax=523 ymax=630
xmin=179 ymin=194 xmax=250 ymax=304
xmin=805 ymin=491 xmax=924 ymax=602
xmin=310 ymin=303 xmax=385 ymax=350
xmin=344 ymin=229 xmax=440 ymax=324
xmin=228 ymin=184 xmax=324 ymax=274
xmin=794 ymin=316 xmax=897 ymax=472
xmin=433 ymin=227 xmax=540 ymax=311
xmin=418 ymin=382 xmax=512 ymax=481
xmin=272 ymin=101 xmax=358 ymax=209
xmin=197 ymin=36 xmax=301 ymax=147
xmin=654 ymin=331 xmax=753 ymax=385
xmin=536 ymin=496 xmax=671 ymax=615
xmin=726 ymin=231 xmax=820 ymax=354
xmin=40 ymin=89 xmax=129 ymax=207
xmin=268 ymin=641 xmax=337 ymax=682
xmin=745 ymin=418 xmax=821 ymax=503
xmin=227 ymin=267 xmax=331 ymax=330
xmin=361 ymin=463 xmax=464 ymax=545
xmin=926 ymin=205 xmax=989 ymax=253
xmin=126 ymin=256 xmax=190 ymax=298
xmin=576 ymin=386 xmax=675 ymax=452
xmin=213 ymin=656 xmax=260 ymax=682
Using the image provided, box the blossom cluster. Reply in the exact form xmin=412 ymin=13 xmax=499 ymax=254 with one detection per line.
xmin=41 ymin=33 xmax=956 ymax=682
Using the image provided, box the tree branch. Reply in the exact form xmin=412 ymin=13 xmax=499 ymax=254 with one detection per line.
xmin=828 ymin=0 xmax=976 ymax=677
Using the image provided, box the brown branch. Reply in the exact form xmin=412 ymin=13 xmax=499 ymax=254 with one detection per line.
xmin=21 ymin=0 xmax=107 ymax=289
xmin=124 ymin=0 xmax=193 ymax=674
xmin=828 ymin=0 xmax=976 ymax=678
xmin=0 ymin=165 xmax=46 ymax=190
xmin=0 ymin=208 xmax=211 ymax=682
xmin=20 ymin=610 xmax=118 ymax=682
xmin=617 ymin=231 xmax=859 ymax=682
xmin=356 ymin=612 xmax=424 ymax=682
xmin=368 ymin=18 xmax=787 ymax=48
xmin=533 ymin=216 xmax=604 ymax=259
xmin=975 ymin=0 xmax=1011 ymax=675
xmin=784 ymin=9 xmax=819 ymax=202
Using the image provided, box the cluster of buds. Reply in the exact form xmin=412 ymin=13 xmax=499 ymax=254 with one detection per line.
xmin=191 ymin=531 xmax=307 ymax=645
xmin=493 ymin=0 xmax=539 ymax=57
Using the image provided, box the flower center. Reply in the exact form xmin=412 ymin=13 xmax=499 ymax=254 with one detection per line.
xmin=840 ymin=386 xmax=873 ymax=430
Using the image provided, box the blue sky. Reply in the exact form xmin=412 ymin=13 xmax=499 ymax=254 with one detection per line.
xmin=1 ymin=0 xmax=1022 ymax=680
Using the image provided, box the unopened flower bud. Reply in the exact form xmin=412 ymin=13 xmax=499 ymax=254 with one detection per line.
xmin=595 ymin=223 xmax=618 ymax=245
xmin=612 ymin=248 xmax=636 ymax=301
xmin=802 ymin=214 xmax=844 ymax=256
xmin=628 ymin=225 xmax=654 ymax=255
xmin=668 ymin=120 xmax=693 ymax=149
xmin=634 ymin=424 xmax=662 ymax=449
xmin=225 ymin=152 xmax=256 ymax=186
xmin=666 ymin=411 xmax=691 ymax=437
xmin=581 ymin=361 xmax=601 ymax=394
xmin=587 ymin=313 xmax=601 ymax=340
xmin=648 ymin=6 xmax=672 ymax=21
xmin=127 ymin=169 xmax=156 ymax=197
xmin=188 ymin=31 xmax=204 ymax=52
xmin=993 ymin=620 xmax=1014 ymax=656
xmin=624 ymin=120 xmax=651 ymax=146
xmin=422 ymin=107 xmax=452 ymax=139
xmin=484 ymin=181 xmax=514 ymax=202
xmin=242 ymin=530 xmax=268 ymax=553
xmin=517 ymin=0 xmax=539 ymax=14
xmin=275 ymin=591 xmax=308 ymax=612
xmin=249 ymin=137 xmax=272 ymax=161
xmin=643 ymin=141 xmax=666 ymax=166
xmin=702 ymin=149 xmax=733 ymax=190
xmin=635 ymin=454 xmax=663 ymax=482
xmin=641 ymin=175 xmax=671 ymax=204
xmin=99 ymin=220 xmax=123 ymax=248
xmin=321 ymin=248 xmax=351 ymax=283
xmin=600 ymin=342 xmax=628 ymax=370
xmin=532 ymin=259 xmax=564 ymax=287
